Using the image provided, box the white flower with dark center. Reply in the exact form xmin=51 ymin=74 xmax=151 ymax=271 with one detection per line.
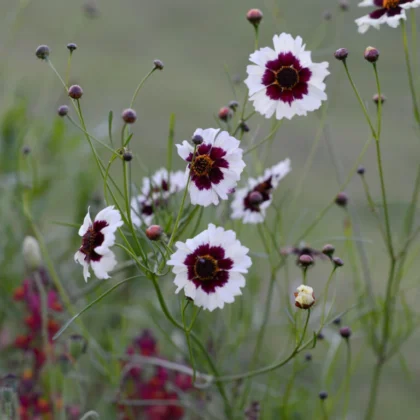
xmin=294 ymin=285 xmax=315 ymax=309
xmin=167 ymin=224 xmax=252 ymax=311
xmin=356 ymin=0 xmax=420 ymax=33
xmin=231 ymin=159 xmax=291 ymax=224
xmin=74 ymin=206 xmax=123 ymax=281
xmin=244 ymin=33 xmax=329 ymax=120
xmin=176 ymin=129 xmax=245 ymax=207
xmin=130 ymin=168 xmax=186 ymax=227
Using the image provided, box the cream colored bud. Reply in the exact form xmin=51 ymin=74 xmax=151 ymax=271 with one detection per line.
xmin=294 ymin=284 xmax=315 ymax=309
xmin=22 ymin=236 xmax=42 ymax=271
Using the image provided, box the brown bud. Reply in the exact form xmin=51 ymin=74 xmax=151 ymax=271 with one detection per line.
xmin=122 ymin=108 xmax=137 ymax=124
xmin=246 ymin=9 xmax=263 ymax=27
xmin=364 ymin=46 xmax=379 ymax=63
xmin=68 ymin=85 xmax=83 ymax=99
xmin=146 ymin=225 xmax=163 ymax=241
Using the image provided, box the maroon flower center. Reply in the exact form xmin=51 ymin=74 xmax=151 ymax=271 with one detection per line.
xmin=191 ymin=155 xmax=214 ymax=177
xmin=275 ymin=67 xmax=299 ymax=90
xmin=194 ymin=255 xmax=218 ymax=281
xmin=383 ymin=0 xmax=399 ymax=8
xmin=80 ymin=221 xmax=108 ymax=261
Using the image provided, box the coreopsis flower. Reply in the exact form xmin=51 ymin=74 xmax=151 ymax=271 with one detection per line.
xmin=176 ymin=129 xmax=246 ymax=207
xmin=131 ymin=168 xmax=186 ymax=227
xmin=167 ymin=224 xmax=252 ymax=311
xmin=245 ymin=33 xmax=329 ymax=120
xmin=74 ymin=206 xmax=123 ymax=281
xmin=294 ymin=285 xmax=315 ymax=309
xmin=356 ymin=0 xmax=420 ymax=33
xmin=231 ymin=159 xmax=291 ymax=224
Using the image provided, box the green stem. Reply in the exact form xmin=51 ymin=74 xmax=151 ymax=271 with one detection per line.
xmin=320 ymin=267 xmax=337 ymax=326
xmin=130 ymin=67 xmax=156 ymax=108
xmin=342 ymin=340 xmax=352 ymax=419
xmin=244 ymin=121 xmax=283 ymax=155
xmin=364 ymin=361 xmax=384 ymax=420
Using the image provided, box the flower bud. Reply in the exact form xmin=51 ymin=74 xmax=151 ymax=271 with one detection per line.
xmin=123 ymin=151 xmax=133 ymax=162
xmin=333 ymin=317 xmax=341 ymax=325
xmin=339 ymin=0 xmax=349 ymax=10
xmin=299 ymin=254 xmax=314 ymax=267
xmin=35 ymin=45 xmax=50 ymax=60
xmin=333 ymin=256 xmax=344 ymax=267
xmin=68 ymin=85 xmax=83 ymax=99
xmin=305 ymin=353 xmax=312 ymax=361
xmin=57 ymin=105 xmax=69 ymax=117
xmin=372 ymin=93 xmax=386 ymax=105
xmin=339 ymin=326 xmax=352 ymax=339
xmin=22 ymin=236 xmax=42 ymax=272
xmin=323 ymin=10 xmax=332 ymax=21
xmin=322 ymin=244 xmax=335 ymax=257
xmin=357 ymin=166 xmax=365 ymax=175
xmin=122 ymin=108 xmax=137 ymax=124
xmin=245 ymin=401 xmax=260 ymax=420
xmin=334 ymin=48 xmax=348 ymax=61
xmin=249 ymin=191 xmax=263 ymax=205
xmin=240 ymin=121 xmax=250 ymax=132
xmin=294 ymin=285 xmax=315 ymax=309
xmin=228 ymin=100 xmax=239 ymax=111
xmin=246 ymin=9 xmax=263 ymax=27
xmin=319 ymin=391 xmax=328 ymax=400
xmin=153 ymin=59 xmax=164 ymax=70
xmin=364 ymin=46 xmax=379 ymax=63
xmin=335 ymin=192 xmax=348 ymax=207
xmin=67 ymin=43 xmax=78 ymax=53
xmin=317 ymin=331 xmax=325 ymax=340
xmin=68 ymin=334 xmax=87 ymax=360
xmin=218 ymin=106 xmax=232 ymax=122
xmin=191 ymin=134 xmax=203 ymax=146
xmin=146 ymin=225 xmax=163 ymax=241
xmin=22 ymin=145 xmax=31 ymax=155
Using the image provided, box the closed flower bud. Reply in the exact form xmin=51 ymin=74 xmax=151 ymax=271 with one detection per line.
xmin=294 ymin=285 xmax=315 ymax=309
xmin=68 ymin=334 xmax=87 ymax=360
xmin=192 ymin=134 xmax=203 ymax=145
xmin=333 ymin=317 xmax=341 ymax=325
xmin=305 ymin=353 xmax=312 ymax=361
xmin=68 ymin=85 xmax=83 ymax=99
xmin=339 ymin=0 xmax=349 ymax=11
xmin=357 ymin=166 xmax=365 ymax=175
xmin=319 ymin=391 xmax=328 ymax=400
xmin=123 ymin=151 xmax=133 ymax=162
xmin=22 ymin=145 xmax=31 ymax=155
xmin=335 ymin=192 xmax=348 ymax=207
xmin=323 ymin=10 xmax=332 ymax=21
xmin=339 ymin=326 xmax=352 ymax=339
xmin=240 ymin=121 xmax=250 ymax=132
xmin=364 ymin=47 xmax=379 ymax=63
xmin=218 ymin=106 xmax=232 ymax=122
xmin=246 ymin=9 xmax=263 ymax=26
xmin=373 ymin=93 xmax=386 ymax=105
xmin=146 ymin=225 xmax=163 ymax=241
xmin=317 ymin=331 xmax=325 ymax=340
xmin=122 ymin=108 xmax=137 ymax=124
xmin=249 ymin=191 xmax=263 ymax=205
xmin=334 ymin=48 xmax=348 ymax=61
xmin=322 ymin=244 xmax=335 ymax=257
xmin=35 ymin=45 xmax=50 ymax=60
xmin=57 ymin=105 xmax=69 ymax=117
xmin=67 ymin=43 xmax=78 ymax=52
xmin=228 ymin=100 xmax=239 ymax=111
xmin=22 ymin=236 xmax=42 ymax=272
xmin=299 ymin=254 xmax=314 ymax=267
xmin=333 ymin=256 xmax=344 ymax=267
xmin=153 ymin=59 xmax=164 ymax=70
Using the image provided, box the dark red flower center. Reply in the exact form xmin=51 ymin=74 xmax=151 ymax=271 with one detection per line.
xmin=194 ymin=255 xmax=218 ymax=280
xmin=80 ymin=221 xmax=108 ymax=262
xmin=275 ymin=67 xmax=299 ymax=90
xmin=191 ymin=155 xmax=214 ymax=176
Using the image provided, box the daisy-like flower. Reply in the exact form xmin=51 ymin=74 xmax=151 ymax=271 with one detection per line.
xmin=245 ymin=33 xmax=329 ymax=120
xmin=356 ymin=0 xmax=420 ymax=33
xmin=167 ymin=224 xmax=252 ymax=311
xmin=231 ymin=159 xmax=291 ymax=224
xmin=131 ymin=168 xmax=186 ymax=227
xmin=294 ymin=285 xmax=315 ymax=309
xmin=74 ymin=206 xmax=123 ymax=281
xmin=176 ymin=129 xmax=245 ymax=207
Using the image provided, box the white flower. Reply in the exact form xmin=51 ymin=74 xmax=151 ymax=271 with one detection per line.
xmin=74 ymin=206 xmax=123 ymax=281
xmin=176 ymin=128 xmax=245 ymax=207
xmin=131 ymin=168 xmax=187 ymax=227
xmin=231 ymin=159 xmax=291 ymax=224
xmin=294 ymin=285 xmax=315 ymax=309
xmin=355 ymin=0 xmax=420 ymax=33
xmin=22 ymin=236 xmax=42 ymax=271
xmin=244 ymin=33 xmax=329 ymax=120
xmin=167 ymin=224 xmax=252 ymax=311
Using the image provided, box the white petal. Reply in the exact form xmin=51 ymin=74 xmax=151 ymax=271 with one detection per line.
xmin=74 ymin=251 xmax=90 ymax=282
xmin=189 ymin=183 xmax=219 ymax=207
xmin=78 ymin=208 xmax=92 ymax=236
xmin=176 ymin=141 xmax=194 ymax=161
xmin=358 ymin=0 xmax=374 ymax=7
xmin=174 ymin=272 xmax=190 ymax=293
xmin=272 ymin=33 xmax=297 ymax=54
xmin=91 ymin=251 xmax=117 ymax=279
xmin=95 ymin=206 xmax=123 ymax=231
xmin=195 ymin=128 xmax=220 ymax=145
xmin=249 ymin=47 xmax=277 ymax=67
xmin=213 ymin=131 xmax=241 ymax=152
xmin=400 ymin=0 xmax=420 ymax=9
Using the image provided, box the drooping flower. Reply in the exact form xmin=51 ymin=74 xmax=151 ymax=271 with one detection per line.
xmin=355 ymin=0 xmax=420 ymax=33
xmin=167 ymin=224 xmax=252 ymax=311
xmin=74 ymin=206 xmax=123 ymax=281
xmin=231 ymin=159 xmax=291 ymax=224
xmin=294 ymin=285 xmax=315 ymax=309
xmin=176 ymin=129 xmax=246 ymax=207
xmin=245 ymin=33 xmax=329 ymax=120
xmin=131 ymin=168 xmax=186 ymax=227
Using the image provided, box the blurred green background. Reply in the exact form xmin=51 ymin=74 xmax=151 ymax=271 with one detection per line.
xmin=2 ymin=0 xmax=420 ymax=418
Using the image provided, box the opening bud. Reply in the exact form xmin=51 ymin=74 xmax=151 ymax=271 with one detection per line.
xmin=68 ymin=85 xmax=83 ymax=99
xmin=153 ymin=59 xmax=164 ymax=70
xmin=246 ymin=9 xmax=263 ymax=27
xmin=146 ymin=225 xmax=163 ymax=241
xmin=364 ymin=46 xmax=379 ymax=63
xmin=57 ymin=105 xmax=69 ymax=117
xmin=67 ymin=43 xmax=78 ymax=53
xmin=294 ymin=285 xmax=315 ymax=309
xmin=35 ymin=45 xmax=50 ymax=60
xmin=334 ymin=48 xmax=348 ymax=61
xmin=22 ymin=236 xmax=42 ymax=272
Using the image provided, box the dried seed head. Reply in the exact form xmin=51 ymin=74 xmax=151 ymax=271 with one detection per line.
xmin=299 ymin=254 xmax=314 ymax=267
xmin=334 ymin=48 xmax=348 ymax=61
xmin=123 ymin=151 xmax=133 ymax=162
xmin=333 ymin=256 xmax=344 ymax=267
xmin=122 ymin=108 xmax=137 ymax=124
xmin=364 ymin=46 xmax=380 ymax=63
xmin=22 ymin=236 xmax=42 ymax=272
xmin=335 ymin=192 xmax=348 ymax=207
xmin=192 ymin=134 xmax=203 ymax=145
xmin=249 ymin=191 xmax=263 ymax=205
xmin=57 ymin=105 xmax=69 ymax=117
xmin=35 ymin=45 xmax=50 ymax=60
xmin=67 ymin=43 xmax=78 ymax=53
xmin=373 ymin=93 xmax=386 ymax=105
xmin=68 ymin=85 xmax=83 ymax=100
xmin=218 ymin=106 xmax=232 ymax=122
xmin=153 ymin=59 xmax=164 ymax=70
xmin=357 ymin=166 xmax=365 ymax=175
xmin=146 ymin=225 xmax=164 ymax=241
xmin=339 ymin=326 xmax=352 ymax=339
xmin=322 ymin=244 xmax=335 ymax=257
xmin=339 ymin=0 xmax=349 ymax=11
xmin=319 ymin=391 xmax=328 ymax=400
xmin=228 ymin=100 xmax=239 ymax=111
xmin=246 ymin=9 xmax=263 ymax=27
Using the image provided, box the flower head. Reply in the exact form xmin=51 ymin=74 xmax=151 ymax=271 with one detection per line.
xmin=294 ymin=285 xmax=315 ymax=309
xmin=245 ymin=33 xmax=329 ymax=120
xmin=130 ymin=168 xmax=186 ymax=227
xmin=167 ymin=224 xmax=252 ymax=311
xmin=74 ymin=206 xmax=123 ymax=281
xmin=231 ymin=159 xmax=291 ymax=224
xmin=177 ymin=129 xmax=245 ymax=207
xmin=355 ymin=0 xmax=420 ymax=33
